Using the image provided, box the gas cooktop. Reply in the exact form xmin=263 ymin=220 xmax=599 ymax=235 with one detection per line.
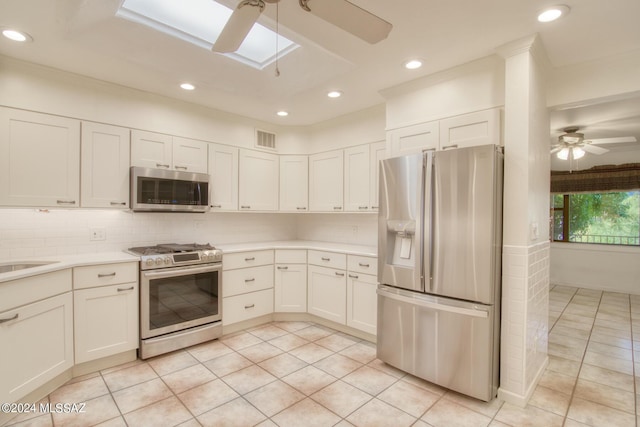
xmin=127 ymin=243 xmax=222 ymax=270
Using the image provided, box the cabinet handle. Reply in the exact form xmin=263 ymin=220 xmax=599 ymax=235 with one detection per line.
xmin=321 ymin=257 xmax=331 ymax=261
xmin=358 ymin=263 xmax=370 ymax=268
xmin=244 ymin=304 xmax=255 ymax=309
xmin=296 ymin=207 xmax=307 ymax=210
xmin=211 ymin=204 xmax=222 ymax=208
xmin=110 ymin=201 xmax=127 ymax=206
xmin=245 ymin=257 xmax=255 ymax=261
xmin=358 ymin=206 xmax=368 ymax=210
xmin=98 ymin=272 xmax=116 ymax=278
xmin=277 ymin=266 xmax=289 ymax=270
xmin=335 ymin=272 xmax=345 ymax=277
xmin=175 ymin=165 xmax=188 ymax=170
xmin=372 ymin=206 xmax=379 ymax=210
xmin=348 ymin=274 xmax=359 ymax=279
xmin=56 ymin=200 xmax=76 ymax=205
xmin=245 ymin=278 xmax=255 ymax=283
xmin=333 ymin=206 xmax=342 ymax=210
xmin=117 ymin=286 xmax=134 ymax=292
xmin=0 ymin=313 xmax=18 ymax=324
xmin=156 ymin=163 xmax=170 ymax=168
xmin=241 ymin=205 xmax=251 ymax=209
xmin=442 ymin=144 xmax=458 ymax=150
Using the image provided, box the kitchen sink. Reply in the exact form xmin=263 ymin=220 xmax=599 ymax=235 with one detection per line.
xmin=0 ymin=261 xmax=56 ymax=274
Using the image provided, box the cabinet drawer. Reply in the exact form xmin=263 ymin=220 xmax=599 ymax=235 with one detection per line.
xmin=308 ymin=250 xmax=346 ymax=270
xmin=223 ymin=250 xmax=274 ymax=270
xmin=0 ymin=269 xmax=72 ymax=313
xmin=347 ymin=255 xmax=378 ymax=276
xmin=223 ymin=289 xmax=274 ymax=325
xmin=73 ymin=262 xmax=138 ymax=289
xmin=223 ymin=265 xmax=274 ymax=297
xmin=275 ymin=249 xmax=307 ymax=264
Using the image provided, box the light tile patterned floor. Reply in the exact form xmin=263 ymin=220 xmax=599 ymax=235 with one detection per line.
xmin=4 ymin=285 xmax=640 ymax=426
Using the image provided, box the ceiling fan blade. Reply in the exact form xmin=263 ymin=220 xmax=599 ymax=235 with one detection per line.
xmin=300 ymin=0 xmax=392 ymax=44
xmin=586 ymin=136 xmax=638 ymax=145
xmin=212 ymin=1 xmax=263 ymax=53
xmin=550 ymin=146 xmax=563 ymax=154
xmin=582 ymin=144 xmax=609 ymax=155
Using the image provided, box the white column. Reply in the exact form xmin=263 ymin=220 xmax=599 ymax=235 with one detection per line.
xmin=496 ymin=34 xmax=551 ymax=405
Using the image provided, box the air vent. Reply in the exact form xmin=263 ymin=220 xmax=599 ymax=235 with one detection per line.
xmin=256 ymin=129 xmax=276 ymax=150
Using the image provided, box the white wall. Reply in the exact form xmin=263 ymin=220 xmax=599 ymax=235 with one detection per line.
xmin=550 ymin=243 xmax=640 ymax=294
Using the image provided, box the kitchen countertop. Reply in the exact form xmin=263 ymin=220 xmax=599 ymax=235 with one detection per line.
xmin=0 ymin=252 xmax=140 ymax=283
xmin=217 ymin=240 xmax=377 ymax=257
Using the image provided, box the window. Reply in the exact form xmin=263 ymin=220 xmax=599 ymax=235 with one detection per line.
xmin=552 ymin=192 xmax=640 ymax=245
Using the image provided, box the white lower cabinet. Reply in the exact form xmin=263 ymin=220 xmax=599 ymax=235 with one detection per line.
xmin=73 ymin=263 xmax=139 ymax=364
xmin=346 ymin=272 xmax=378 ymax=335
xmin=0 ymin=292 xmax=74 ymax=403
xmin=274 ymin=250 xmax=307 ymax=313
xmin=307 ymin=265 xmax=346 ymax=324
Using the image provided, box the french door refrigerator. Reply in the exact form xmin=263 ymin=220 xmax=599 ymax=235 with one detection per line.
xmin=377 ymin=144 xmax=503 ymax=401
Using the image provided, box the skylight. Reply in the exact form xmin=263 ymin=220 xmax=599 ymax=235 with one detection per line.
xmin=117 ymin=0 xmax=298 ymax=69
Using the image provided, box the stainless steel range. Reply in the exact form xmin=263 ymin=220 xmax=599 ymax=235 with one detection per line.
xmin=127 ymin=243 xmax=223 ymax=359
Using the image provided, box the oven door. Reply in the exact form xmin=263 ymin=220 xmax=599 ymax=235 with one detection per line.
xmin=140 ymin=263 xmax=222 ymax=339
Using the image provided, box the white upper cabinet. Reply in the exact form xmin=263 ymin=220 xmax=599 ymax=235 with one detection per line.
xmin=208 ymin=143 xmax=239 ymax=211
xmin=439 ymin=108 xmax=501 ymax=149
xmin=0 ymin=107 xmax=80 ymax=207
xmin=309 ymin=150 xmax=344 ymax=212
xmin=279 ymin=155 xmax=308 ymax=212
xmin=131 ymin=130 xmax=208 ymax=173
xmin=369 ymin=141 xmax=386 ymax=211
xmin=81 ymin=122 xmax=130 ymax=208
xmin=344 ymin=145 xmax=370 ymax=212
xmin=388 ymin=120 xmax=439 ymax=157
xmin=239 ymin=149 xmax=279 ymax=211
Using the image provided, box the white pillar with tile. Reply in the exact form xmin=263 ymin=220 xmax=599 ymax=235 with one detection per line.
xmin=497 ymin=34 xmax=552 ymax=405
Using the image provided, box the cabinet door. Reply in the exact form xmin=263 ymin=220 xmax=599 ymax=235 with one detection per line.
xmin=0 ymin=107 xmax=80 ymax=207
xmin=275 ymin=264 xmax=307 ymax=312
xmin=81 ymin=122 xmax=130 ymax=208
xmin=309 ymin=150 xmax=344 ymax=212
xmin=347 ymin=272 xmax=378 ymax=335
xmin=344 ymin=145 xmax=370 ymax=212
xmin=74 ymin=283 xmax=138 ymax=364
xmin=173 ymin=136 xmax=208 ymax=173
xmin=369 ymin=141 xmax=386 ymax=211
xmin=208 ymin=143 xmax=238 ymax=211
xmin=0 ymin=292 xmax=73 ymax=403
xmin=279 ymin=155 xmax=308 ymax=212
xmin=130 ymin=129 xmax=172 ymax=169
xmin=307 ymin=265 xmax=346 ymax=324
xmin=238 ymin=149 xmax=279 ymax=211
xmin=439 ymin=108 xmax=501 ymax=149
xmin=388 ymin=121 xmax=439 ymax=157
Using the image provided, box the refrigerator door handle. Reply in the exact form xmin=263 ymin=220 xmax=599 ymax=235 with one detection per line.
xmin=423 ymin=151 xmax=434 ymax=293
xmin=377 ymin=287 xmax=489 ymax=319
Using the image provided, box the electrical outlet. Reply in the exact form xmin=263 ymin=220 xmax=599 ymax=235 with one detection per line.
xmin=89 ymin=227 xmax=106 ymax=241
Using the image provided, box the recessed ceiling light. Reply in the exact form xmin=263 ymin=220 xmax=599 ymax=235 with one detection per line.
xmin=180 ymin=83 xmax=195 ymax=90
xmin=404 ymin=59 xmax=423 ymax=70
xmin=537 ymin=5 xmax=570 ymax=22
xmin=2 ymin=29 xmax=33 ymax=42
xmin=327 ymin=91 xmax=342 ymax=98
xmin=277 ymin=111 xmax=289 ymax=117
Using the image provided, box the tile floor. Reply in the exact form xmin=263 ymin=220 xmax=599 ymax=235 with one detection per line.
xmin=4 ymin=285 xmax=640 ymax=427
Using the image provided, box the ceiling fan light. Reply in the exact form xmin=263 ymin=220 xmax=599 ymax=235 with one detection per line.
xmin=572 ymin=147 xmax=585 ymax=159
xmin=557 ymin=148 xmax=570 ymax=160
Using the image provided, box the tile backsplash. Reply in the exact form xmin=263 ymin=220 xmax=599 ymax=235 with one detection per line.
xmin=0 ymin=209 xmax=378 ymax=260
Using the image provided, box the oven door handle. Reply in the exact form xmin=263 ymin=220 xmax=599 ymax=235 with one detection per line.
xmin=142 ymin=264 xmax=221 ymax=279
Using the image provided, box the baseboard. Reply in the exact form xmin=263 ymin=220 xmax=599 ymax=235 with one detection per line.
xmin=497 ymin=355 xmax=549 ymax=407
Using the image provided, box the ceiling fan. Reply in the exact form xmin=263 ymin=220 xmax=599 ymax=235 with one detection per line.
xmin=212 ymin=0 xmax=393 ymax=53
xmin=550 ymin=126 xmax=638 ymax=160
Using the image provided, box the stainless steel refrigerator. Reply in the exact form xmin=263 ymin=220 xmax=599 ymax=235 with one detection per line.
xmin=377 ymin=144 xmax=503 ymax=401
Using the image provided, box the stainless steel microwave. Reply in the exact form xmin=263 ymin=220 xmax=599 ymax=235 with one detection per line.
xmin=130 ymin=166 xmax=209 ymax=213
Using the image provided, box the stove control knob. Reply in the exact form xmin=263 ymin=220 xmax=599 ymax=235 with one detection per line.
xmin=145 ymin=259 xmax=154 ymax=267
xmin=154 ymin=257 xmax=164 ymax=266
xmin=164 ymin=257 xmax=171 ymax=265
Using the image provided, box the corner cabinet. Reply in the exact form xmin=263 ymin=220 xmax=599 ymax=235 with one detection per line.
xmin=279 ymin=155 xmax=308 ymax=212
xmin=208 ymin=143 xmax=239 ymax=211
xmin=238 ymin=149 xmax=279 ymax=211
xmin=309 ymin=150 xmax=344 ymax=212
xmin=0 ymin=107 xmax=80 ymax=207
xmin=80 ymin=122 xmax=130 ymax=208
xmin=131 ymin=130 xmax=208 ymax=173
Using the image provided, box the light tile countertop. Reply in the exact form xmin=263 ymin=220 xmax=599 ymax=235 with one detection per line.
xmin=0 ymin=241 xmax=377 ymax=283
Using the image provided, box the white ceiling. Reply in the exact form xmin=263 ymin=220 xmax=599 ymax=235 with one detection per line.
xmin=1 ymin=0 xmax=639 ymax=134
